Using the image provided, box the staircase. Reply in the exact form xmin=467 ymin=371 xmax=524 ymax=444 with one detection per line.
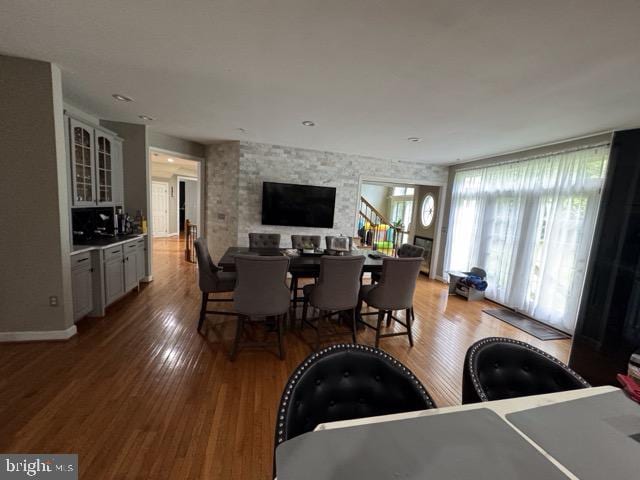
xmin=357 ymin=196 xmax=403 ymax=255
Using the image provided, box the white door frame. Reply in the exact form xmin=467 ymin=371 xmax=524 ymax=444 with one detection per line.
xmin=176 ymin=175 xmax=199 ymax=234
xmin=356 ymin=175 xmax=447 ymax=280
xmin=148 ymin=147 xmax=205 ymax=239
xmin=151 ymin=180 xmax=170 ymax=237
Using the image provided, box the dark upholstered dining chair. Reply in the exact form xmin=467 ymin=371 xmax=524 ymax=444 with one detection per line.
xmin=462 ymin=337 xmax=590 ymax=404
xmin=301 ymin=255 xmax=365 ymax=350
xmin=372 ymin=243 xmax=424 ymax=283
xmin=289 ymin=235 xmax=322 ymax=312
xmin=194 ymin=237 xmax=237 ymax=332
xmin=274 ymin=343 xmax=436 ymax=474
xmin=358 ymin=257 xmax=422 ymax=347
xmin=232 ymin=255 xmax=290 ymax=360
xmin=248 ymin=233 xmax=281 ymax=249
xmin=325 ymin=235 xmax=353 ymax=251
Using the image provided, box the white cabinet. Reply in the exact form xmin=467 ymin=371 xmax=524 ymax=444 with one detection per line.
xmin=95 ymin=129 xmax=114 ymax=206
xmin=69 ymin=118 xmax=96 ymax=206
xmin=104 ymin=246 xmax=125 ymax=305
xmin=135 ymin=237 xmax=145 ymax=281
xmin=66 ymin=114 xmax=124 ymax=208
xmin=71 ymin=252 xmax=94 ymax=321
xmin=123 ymin=241 xmax=139 ymax=292
xmin=112 ymin=138 xmax=124 ymax=206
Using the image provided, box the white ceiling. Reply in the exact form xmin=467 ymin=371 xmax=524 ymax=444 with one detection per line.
xmin=1 ymin=1 xmax=639 ymax=164
xmin=150 ymin=151 xmax=198 ymax=179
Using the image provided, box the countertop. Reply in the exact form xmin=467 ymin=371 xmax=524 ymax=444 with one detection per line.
xmin=71 ymin=233 xmax=147 ymax=255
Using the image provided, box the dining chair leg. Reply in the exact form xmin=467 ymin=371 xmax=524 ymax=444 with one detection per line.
xmin=198 ymin=292 xmax=208 ymax=332
xmin=406 ymin=308 xmax=414 ymax=347
xmin=375 ymin=310 xmax=384 ymax=348
xmin=301 ymin=298 xmax=309 ymax=330
xmin=291 ymin=276 xmax=298 ymax=313
xmin=230 ymin=315 xmax=245 ymax=361
xmin=350 ymin=308 xmax=357 ymax=344
xmin=277 ymin=314 xmax=285 ymax=360
xmin=386 ymin=310 xmax=392 ymax=327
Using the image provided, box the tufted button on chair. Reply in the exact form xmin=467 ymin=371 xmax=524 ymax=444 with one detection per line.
xmin=274 ymin=343 xmax=436 ymax=475
xmin=248 ymin=233 xmax=281 ymax=249
xmin=289 ymin=235 xmax=322 ymax=313
xmin=371 ymin=243 xmax=425 ymax=283
xmin=194 ymin=237 xmax=237 ymax=332
xmin=462 ymin=337 xmax=590 ymax=404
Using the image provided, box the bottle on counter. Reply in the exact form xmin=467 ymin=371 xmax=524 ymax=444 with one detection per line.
xmin=629 ymin=349 xmax=640 ymax=383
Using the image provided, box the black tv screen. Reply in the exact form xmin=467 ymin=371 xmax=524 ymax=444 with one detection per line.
xmin=262 ymin=182 xmax=336 ymax=228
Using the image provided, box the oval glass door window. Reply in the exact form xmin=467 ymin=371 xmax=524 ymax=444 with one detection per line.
xmin=421 ymin=194 xmax=435 ymax=227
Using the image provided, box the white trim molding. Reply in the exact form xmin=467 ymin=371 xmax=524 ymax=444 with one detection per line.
xmin=0 ymin=325 xmax=77 ymax=342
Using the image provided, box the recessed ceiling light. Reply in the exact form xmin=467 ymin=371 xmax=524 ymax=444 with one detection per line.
xmin=167 ymin=158 xmax=174 ymax=163
xmin=138 ymin=115 xmax=154 ymax=121
xmin=302 ymin=121 xmax=315 ymax=127
xmin=112 ymin=93 xmax=133 ymax=102
xmin=407 ymin=137 xmax=422 ymax=143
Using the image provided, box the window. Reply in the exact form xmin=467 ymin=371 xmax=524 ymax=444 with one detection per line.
xmin=421 ymin=194 xmax=435 ymax=227
xmin=443 ymin=144 xmax=609 ymax=332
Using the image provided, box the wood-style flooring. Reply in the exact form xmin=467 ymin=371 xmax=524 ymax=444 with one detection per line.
xmin=0 ymin=236 xmax=570 ymax=479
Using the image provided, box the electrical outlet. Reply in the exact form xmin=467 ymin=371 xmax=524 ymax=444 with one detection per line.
xmin=49 ymin=296 xmax=58 ymax=307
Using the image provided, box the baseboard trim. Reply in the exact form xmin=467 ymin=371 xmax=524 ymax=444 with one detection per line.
xmin=141 ymin=275 xmax=153 ymax=283
xmin=0 ymin=325 xmax=77 ymax=343
xmin=435 ymin=275 xmax=448 ymax=283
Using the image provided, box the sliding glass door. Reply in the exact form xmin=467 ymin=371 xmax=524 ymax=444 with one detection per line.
xmin=444 ymin=144 xmax=609 ymax=333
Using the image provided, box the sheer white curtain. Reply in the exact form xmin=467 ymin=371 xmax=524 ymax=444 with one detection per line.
xmin=444 ymin=144 xmax=609 ymax=333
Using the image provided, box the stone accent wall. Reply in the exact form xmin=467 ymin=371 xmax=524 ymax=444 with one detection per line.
xmin=205 ymin=141 xmax=240 ymax=260
xmin=205 ymin=140 xmax=448 ymax=256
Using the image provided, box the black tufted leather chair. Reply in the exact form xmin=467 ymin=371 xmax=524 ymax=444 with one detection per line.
xmin=462 ymin=337 xmax=590 ymax=404
xmin=275 ymin=344 xmax=436 ymax=458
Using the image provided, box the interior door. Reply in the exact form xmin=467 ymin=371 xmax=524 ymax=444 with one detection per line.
xmin=152 ymin=181 xmax=169 ymax=237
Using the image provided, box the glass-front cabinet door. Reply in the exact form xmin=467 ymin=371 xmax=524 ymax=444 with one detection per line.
xmin=95 ymin=130 xmax=114 ymax=205
xmin=69 ymin=118 xmax=95 ymax=206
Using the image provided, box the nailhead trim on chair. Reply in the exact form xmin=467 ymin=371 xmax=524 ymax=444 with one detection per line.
xmin=466 ymin=337 xmax=590 ymax=402
xmin=275 ymin=343 xmax=435 ymax=445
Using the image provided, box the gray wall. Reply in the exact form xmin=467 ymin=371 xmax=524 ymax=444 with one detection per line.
xmin=0 ymin=55 xmax=74 ymax=334
xmin=205 ymin=141 xmax=448 ymax=260
xmin=148 ymin=131 xmax=205 ymax=159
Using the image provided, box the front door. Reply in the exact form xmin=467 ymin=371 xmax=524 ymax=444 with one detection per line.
xmin=152 ymin=181 xmax=169 ymax=237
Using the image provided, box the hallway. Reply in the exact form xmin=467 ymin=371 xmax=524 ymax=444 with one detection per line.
xmin=0 ymin=237 xmax=570 ymax=479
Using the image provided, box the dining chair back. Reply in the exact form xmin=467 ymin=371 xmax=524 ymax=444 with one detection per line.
xmin=231 ymin=255 xmax=290 ymax=359
xmin=325 ymin=235 xmax=353 ymax=251
xmin=249 ymin=233 xmax=281 ymax=249
xmin=397 ymin=243 xmax=425 ymax=258
xmin=462 ymin=337 xmax=590 ymax=404
xmin=291 ymin=235 xmax=321 ymax=249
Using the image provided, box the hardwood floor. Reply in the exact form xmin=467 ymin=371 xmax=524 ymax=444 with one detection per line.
xmin=0 ymin=237 xmax=570 ymax=479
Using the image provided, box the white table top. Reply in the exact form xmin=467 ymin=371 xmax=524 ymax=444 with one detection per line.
xmin=312 ymin=385 xmax=619 ymax=480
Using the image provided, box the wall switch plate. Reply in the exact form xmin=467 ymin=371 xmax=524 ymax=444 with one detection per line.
xmin=49 ymin=296 xmax=58 ymax=306
xmin=217 ymin=213 xmax=226 ymax=220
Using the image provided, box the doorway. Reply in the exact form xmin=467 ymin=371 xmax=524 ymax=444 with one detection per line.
xmin=177 ymin=176 xmax=200 ymax=235
xmin=358 ymin=179 xmax=445 ymax=279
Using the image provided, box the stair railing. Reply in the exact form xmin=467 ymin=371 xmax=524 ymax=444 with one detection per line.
xmin=358 ymin=196 xmax=402 ymax=255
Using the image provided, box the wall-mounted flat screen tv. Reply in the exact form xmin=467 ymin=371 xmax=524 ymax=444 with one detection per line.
xmin=261 ymin=182 xmax=336 ymax=228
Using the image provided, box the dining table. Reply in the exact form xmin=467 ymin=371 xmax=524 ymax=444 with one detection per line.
xmin=217 ymin=247 xmax=386 ymax=275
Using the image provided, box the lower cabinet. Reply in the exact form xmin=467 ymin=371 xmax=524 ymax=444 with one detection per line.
xmin=104 ymin=251 xmax=125 ymax=306
xmin=123 ymin=241 xmax=139 ymax=292
xmin=71 ymin=252 xmax=94 ymax=321
xmin=135 ymin=238 xmax=145 ymax=281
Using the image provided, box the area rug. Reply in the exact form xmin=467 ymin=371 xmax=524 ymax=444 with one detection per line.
xmin=482 ymin=309 xmax=571 ymax=341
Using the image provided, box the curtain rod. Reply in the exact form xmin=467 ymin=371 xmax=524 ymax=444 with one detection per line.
xmin=454 ymin=140 xmax=611 ymax=173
